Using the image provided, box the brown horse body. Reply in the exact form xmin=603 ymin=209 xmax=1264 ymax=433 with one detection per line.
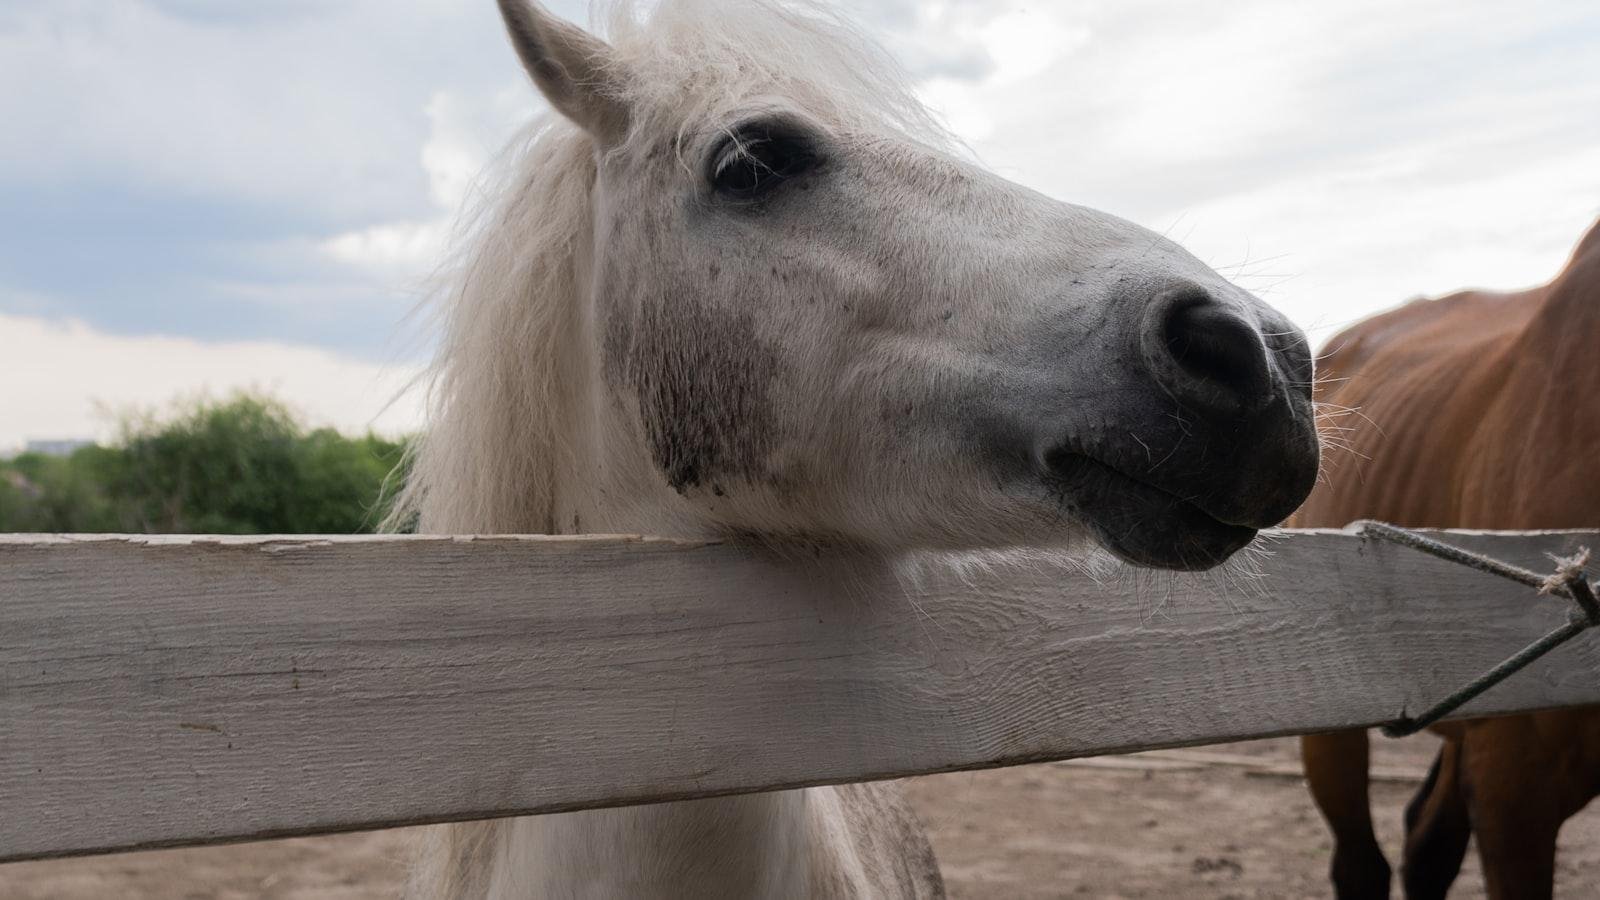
xmin=1295 ymin=218 xmax=1600 ymax=899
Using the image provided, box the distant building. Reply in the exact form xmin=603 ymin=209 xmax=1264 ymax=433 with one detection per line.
xmin=22 ymin=439 xmax=93 ymax=457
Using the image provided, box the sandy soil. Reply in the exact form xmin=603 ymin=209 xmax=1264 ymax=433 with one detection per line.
xmin=5 ymin=736 xmax=1598 ymax=899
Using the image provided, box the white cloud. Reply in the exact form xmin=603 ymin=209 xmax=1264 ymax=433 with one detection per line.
xmin=977 ymin=9 xmax=1089 ymax=87
xmin=420 ymin=86 xmax=534 ymax=209
xmin=1171 ymin=144 xmax=1600 ymax=344
xmin=920 ymin=0 xmax=1600 ymax=345
xmin=0 ymin=312 xmax=422 ymax=451
xmin=904 ymin=4 xmax=1089 ymax=141
xmin=0 ymin=0 xmax=549 ymax=223
xmin=321 ymin=219 xmax=452 ymax=275
xmin=320 ymin=85 xmax=535 ymax=277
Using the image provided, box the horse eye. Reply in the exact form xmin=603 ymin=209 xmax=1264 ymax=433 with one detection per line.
xmin=708 ymin=123 xmax=818 ymax=200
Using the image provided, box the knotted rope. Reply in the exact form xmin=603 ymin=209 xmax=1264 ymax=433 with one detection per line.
xmin=1354 ymin=521 xmax=1600 ymax=737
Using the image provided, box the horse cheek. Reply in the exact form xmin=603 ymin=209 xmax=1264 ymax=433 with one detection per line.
xmin=625 ymin=291 xmax=782 ymax=497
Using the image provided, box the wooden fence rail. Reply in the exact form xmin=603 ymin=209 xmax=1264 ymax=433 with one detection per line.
xmin=4 ymin=529 xmax=1600 ymax=864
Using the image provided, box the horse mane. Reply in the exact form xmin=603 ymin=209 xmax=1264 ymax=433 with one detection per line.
xmin=391 ymin=0 xmax=950 ymax=535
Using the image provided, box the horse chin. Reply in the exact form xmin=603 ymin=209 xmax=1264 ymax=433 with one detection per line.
xmin=1090 ymin=517 xmax=1258 ymax=572
xmin=1046 ymin=454 xmax=1261 ymax=571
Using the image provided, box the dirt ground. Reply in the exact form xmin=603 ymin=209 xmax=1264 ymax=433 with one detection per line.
xmin=5 ymin=735 xmax=1599 ymax=899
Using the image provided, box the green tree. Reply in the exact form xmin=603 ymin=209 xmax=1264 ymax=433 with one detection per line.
xmin=288 ymin=428 xmax=408 ymax=533
xmin=0 ymin=446 xmax=122 ymax=532
xmin=0 ymin=392 xmax=408 ymax=534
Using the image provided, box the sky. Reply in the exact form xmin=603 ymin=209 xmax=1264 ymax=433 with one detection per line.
xmin=2 ymin=0 xmax=1599 ymax=450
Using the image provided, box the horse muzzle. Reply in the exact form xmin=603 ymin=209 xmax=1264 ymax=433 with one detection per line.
xmin=1033 ymin=282 xmax=1320 ymax=570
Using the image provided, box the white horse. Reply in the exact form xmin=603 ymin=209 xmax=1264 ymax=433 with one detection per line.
xmin=397 ymin=1 xmax=1321 ymax=896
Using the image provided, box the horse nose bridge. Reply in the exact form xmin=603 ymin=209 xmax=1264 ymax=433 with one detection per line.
xmin=1139 ymin=284 xmax=1283 ymax=414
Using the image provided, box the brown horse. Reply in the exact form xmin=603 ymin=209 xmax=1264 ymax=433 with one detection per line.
xmin=1295 ymin=216 xmax=1600 ymax=900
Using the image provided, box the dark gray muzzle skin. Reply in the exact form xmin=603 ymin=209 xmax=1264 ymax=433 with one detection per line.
xmin=981 ymin=277 xmax=1320 ymax=571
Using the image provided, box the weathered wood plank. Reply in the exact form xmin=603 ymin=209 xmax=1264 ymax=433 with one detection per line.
xmin=3 ymin=529 xmax=1599 ymax=862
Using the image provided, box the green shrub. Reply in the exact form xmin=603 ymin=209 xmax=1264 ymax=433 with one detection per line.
xmin=0 ymin=392 xmax=408 ymax=534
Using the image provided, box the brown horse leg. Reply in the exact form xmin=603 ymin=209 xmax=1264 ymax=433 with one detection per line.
xmin=1460 ymin=720 xmax=1562 ymax=900
xmin=1400 ymin=741 xmax=1470 ymax=900
xmin=1302 ymin=730 xmax=1391 ymax=899
xmin=1470 ymin=793 xmax=1558 ymax=900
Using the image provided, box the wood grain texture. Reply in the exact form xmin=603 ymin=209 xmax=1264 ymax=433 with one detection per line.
xmin=3 ymin=529 xmax=1599 ymax=862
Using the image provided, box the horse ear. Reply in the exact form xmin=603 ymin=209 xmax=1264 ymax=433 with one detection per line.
xmin=495 ymin=0 xmax=629 ymax=144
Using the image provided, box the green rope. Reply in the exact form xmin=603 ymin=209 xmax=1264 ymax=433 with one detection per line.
xmin=1350 ymin=521 xmax=1600 ymax=738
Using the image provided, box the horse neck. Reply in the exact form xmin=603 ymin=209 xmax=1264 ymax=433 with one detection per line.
xmin=544 ymin=271 xmax=707 ymax=539
xmin=480 ymin=793 xmax=825 ymax=899
xmin=504 ymin=482 xmax=825 ymax=894
xmin=509 ymin=284 xmax=823 ymax=898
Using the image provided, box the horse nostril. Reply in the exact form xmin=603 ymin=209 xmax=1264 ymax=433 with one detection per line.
xmin=1155 ymin=294 xmax=1273 ymax=410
